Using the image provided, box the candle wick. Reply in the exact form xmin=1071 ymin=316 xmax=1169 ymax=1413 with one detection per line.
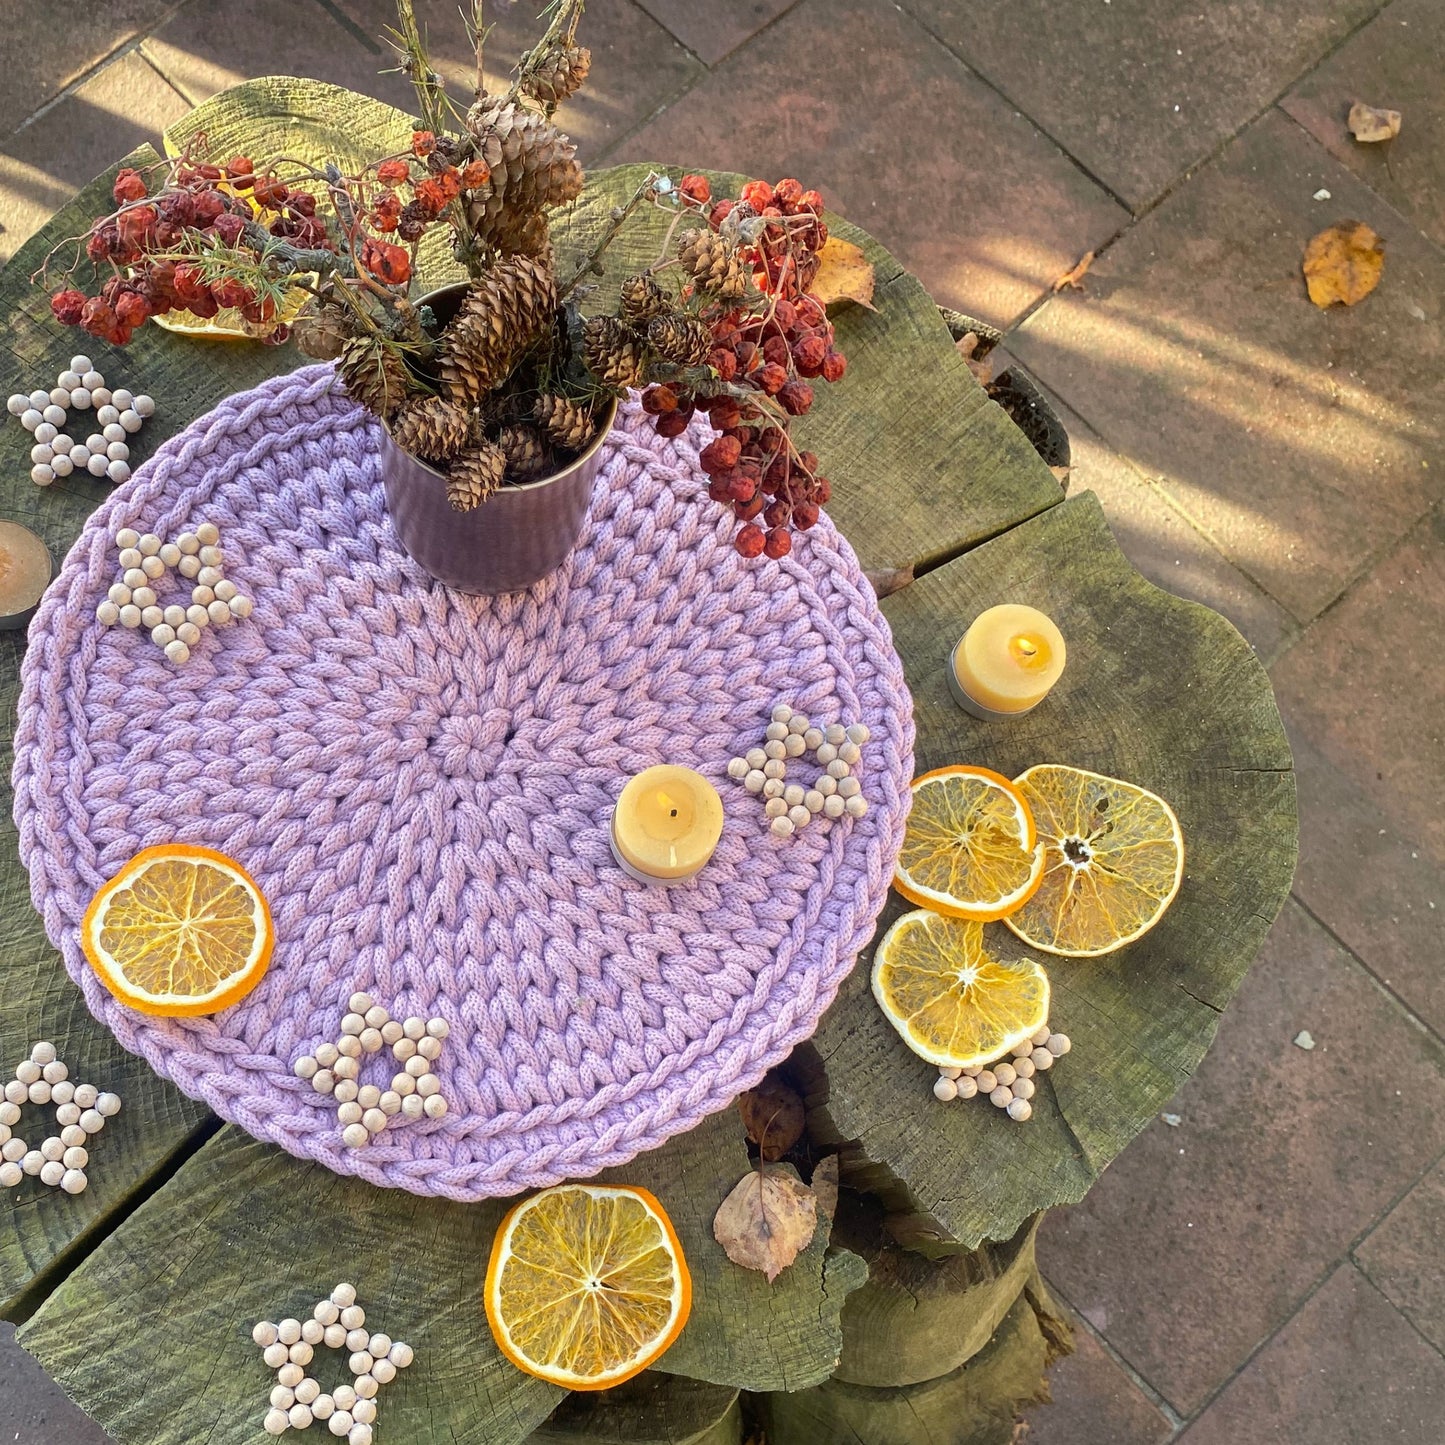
xmin=669 ymin=809 xmax=677 ymax=818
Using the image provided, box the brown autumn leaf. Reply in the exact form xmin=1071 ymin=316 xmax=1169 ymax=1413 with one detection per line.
xmin=736 ymin=1072 xmax=805 ymax=1162
xmin=1303 ymin=219 xmax=1385 ymax=307
xmin=811 ymin=1154 xmax=839 ymax=1224
xmin=713 ymin=1164 xmax=818 ymax=1282
xmin=810 ymin=236 xmax=877 ymax=310
xmin=1347 ymin=101 xmax=1402 ymax=144
xmin=1052 ymin=249 xmax=1095 ymax=292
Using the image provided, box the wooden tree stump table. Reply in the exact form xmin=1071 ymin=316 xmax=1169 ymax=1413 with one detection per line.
xmin=0 ymin=79 xmax=1297 ymax=1445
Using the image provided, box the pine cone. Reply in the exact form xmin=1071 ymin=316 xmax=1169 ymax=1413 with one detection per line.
xmin=390 ymin=396 xmax=471 ymax=463
xmin=582 ymin=316 xmax=647 ymax=388
xmin=462 ymin=99 xmax=584 ymax=254
xmin=619 ymin=273 xmax=670 ymax=328
xmin=338 ymin=338 xmax=412 ymax=419
xmin=520 ymin=44 xmax=591 ymax=108
xmin=446 ymin=441 xmax=507 ymax=512
xmin=293 ymin=304 xmax=351 ymax=361
xmin=534 ymin=394 xmax=595 ymax=451
xmin=647 ymin=313 xmax=712 ymax=367
xmin=438 ymin=255 xmax=559 ymax=408
xmin=677 ymin=228 xmax=750 ymax=299
xmin=496 ymin=423 xmax=551 ymax=481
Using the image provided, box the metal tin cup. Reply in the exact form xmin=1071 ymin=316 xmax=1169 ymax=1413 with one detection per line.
xmin=377 ymin=282 xmax=617 ymax=596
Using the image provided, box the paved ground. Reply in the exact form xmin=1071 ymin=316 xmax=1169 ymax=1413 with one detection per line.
xmin=1 ymin=1 xmax=1442 ymax=1441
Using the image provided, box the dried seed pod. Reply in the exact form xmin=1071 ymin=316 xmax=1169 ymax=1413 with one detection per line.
xmin=534 ymin=394 xmax=595 ymax=451
xmin=519 ymin=43 xmax=592 ymax=108
xmin=582 ymin=315 xmax=647 ymax=387
xmin=647 ymin=312 xmax=712 ymax=367
xmin=496 ymin=423 xmax=550 ymax=482
xmin=446 ymin=441 xmax=507 ymax=512
xmin=677 ymin=227 xmax=750 ymax=298
xmin=619 ymin=272 xmax=670 ymax=327
xmin=389 ymin=397 xmax=471 ymax=463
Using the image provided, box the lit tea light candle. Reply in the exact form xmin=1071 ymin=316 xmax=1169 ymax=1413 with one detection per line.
xmin=0 ymin=521 xmax=53 ymax=631
xmin=610 ymin=765 xmax=725 ymax=886
xmin=948 ymin=604 xmax=1066 ymax=720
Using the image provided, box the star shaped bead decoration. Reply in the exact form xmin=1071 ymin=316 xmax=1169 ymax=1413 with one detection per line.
xmin=293 ymin=994 xmax=451 ymax=1150
xmin=254 ymin=1283 xmax=413 ymax=1442
xmin=0 ymin=1042 xmax=120 ymax=1192
xmin=727 ymin=702 xmax=872 ymax=836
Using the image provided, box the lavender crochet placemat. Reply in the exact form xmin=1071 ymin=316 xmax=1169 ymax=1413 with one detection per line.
xmin=13 ymin=365 xmax=914 ymax=1200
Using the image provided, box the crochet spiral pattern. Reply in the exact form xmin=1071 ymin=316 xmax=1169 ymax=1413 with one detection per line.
xmin=13 ymin=366 xmax=914 ymax=1200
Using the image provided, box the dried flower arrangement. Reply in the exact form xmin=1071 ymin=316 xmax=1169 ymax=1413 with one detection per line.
xmin=34 ymin=1 xmax=849 ymax=556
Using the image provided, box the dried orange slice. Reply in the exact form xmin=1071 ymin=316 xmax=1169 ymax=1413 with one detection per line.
xmin=1004 ymin=765 xmax=1184 ymax=957
xmin=81 ymin=844 xmax=274 ymax=1015
xmin=485 ymin=1183 xmax=691 ymax=1390
xmin=894 ymin=765 xmax=1046 ymax=920
xmin=872 ymin=909 xmax=1050 ymax=1068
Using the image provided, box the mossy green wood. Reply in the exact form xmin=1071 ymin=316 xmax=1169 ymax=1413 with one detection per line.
xmin=799 ymin=493 xmax=1297 ymax=1251
xmin=756 ymin=1281 xmax=1071 ymax=1445
xmin=526 ymin=1371 xmax=740 ymax=1445
xmin=17 ymin=1108 xmax=863 ymax=1445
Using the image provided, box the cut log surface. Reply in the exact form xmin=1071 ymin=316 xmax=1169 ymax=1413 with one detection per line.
xmin=801 ymin=494 xmax=1297 ymax=1250
xmin=0 ymin=73 xmax=1297 ymax=1445
xmin=833 ymin=1193 xmax=1040 ymax=1387
xmin=527 ymin=1371 xmax=740 ymax=1445
xmin=757 ymin=1278 xmax=1072 ymax=1445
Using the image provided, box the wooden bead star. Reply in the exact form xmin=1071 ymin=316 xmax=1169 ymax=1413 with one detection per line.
xmin=7 ymin=357 xmax=153 ymax=486
xmin=727 ymin=702 xmax=872 ymax=836
xmin=94 ymin=520 xmax=254 ymax=663
xmin=253 ymin=1282 xmax=413 ymax=1442
xmin=0 ymin=1041 xmax=120 ymax=1193
xmin=294 ymin=994 xmax=451 ymax=1150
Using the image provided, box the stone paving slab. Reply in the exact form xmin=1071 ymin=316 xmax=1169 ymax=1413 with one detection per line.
xmin=1281 ymin=0 xmax=1445 ymax=249
xmin=1354 ymin=1155 xmax=1445 ymax=1356
xmin=902 ymin=0 xmax=1383 ymax=212
xmin=633 ymin=0 xmax=800 ymax=64
xmin=1011 ymin=106 xmax=1445 ymax=625
xmin=0 ymin=51 xmax=188 ymax=264
xmin=612 ymin=0 xmax=1128 ymax=326
xmin=1177 ymin=1263 xmax=1445 ymax=1443
xmin=0 ymin=1322 xmax=113 ymax=1445
xmin=1022 ymin=1305 xmax=1173 ymax=1445
xmin=1038 ymin=897 xmax=1445 ymax=1415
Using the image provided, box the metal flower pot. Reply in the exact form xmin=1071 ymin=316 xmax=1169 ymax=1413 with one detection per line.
xmin=378 ymin=283 xmax=616 ymax=595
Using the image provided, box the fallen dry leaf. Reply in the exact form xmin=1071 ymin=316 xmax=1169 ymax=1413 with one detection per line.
xmin=811 ymin=1154 xmax=839 ymax=1223
xmin=1303 ymin=219 xmax=1385 ymax=307
xmin=1347 ymin=101 xmax=1402 ymax=144
xmin=810 ymin=236 xmax=877 ymax=310
xmin=713 ymin=1165 xmax=818 ymax=1282
xmin=736 ymin=1072 xmax=805 ymax=1162
xmin=1052 ymin=250 xmax=1095 ymax=292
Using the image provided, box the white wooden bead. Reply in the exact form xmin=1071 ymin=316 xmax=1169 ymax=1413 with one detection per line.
xmin=352 ymin=1397 xmax=378 ymax=1422
xmin=301 ymin=1318 xmax=323 ymax=1344
xmin=134 ymin=395 xmax=155 ymax=418
xmin=179 ymin=554 xmax=200 ymax=579
xmin=118 ymin=604 xmax=141 ymax=628
xmin=762 ymin=778 xmax=785 ymax=799
xmin=271 ymin=1385 xmax=296 ymax=1410
xmin=277 ymin=1318 xmax=302 ymax=1345
xmin=815 ymin=742 xmax=837 ymax=765
xmin=49 ymin=387 xmax=71 ymax=407
xmin=404 ymin=1015 xmax=429 ymax=1038
xmin=331 ymin=1283 xmax=358 ymax=1308
xmin=176 ymin=531 xmax=199 ymax=554
xmin=19 ymin=1149 xmax=43 ymax=1174
xmin=770 ymin=816 xmax=795 ymax=837
xmin=31 ymin=443 xmax=55 ymax=465
xmin=771 ymin=703 xmax=793 ymax=722
xmin=340 ymin=1012 xmax=364 ymax=1036
xmin=34 ymin=422 xmax=58 ymax=442
xmin=15 ymin=1060 xmax=41 ymax=1084
xmin=1014 ymin=1056 xmax=1035 ymax=1079
xmin=803 ymin=790 xmax=825 ymax=813
xmin=69 ymin=444 xmax=89 ymax=464
xmin=847 ymin=723 xmax=871 ymax=744
xmin=337 ymin=1101 xmax=363 ymax=1126
xmin=1047 ymin=1033 xmax=1071 ymax=1056
xmin=263 ymin=1342 xmax=289 ymax=1369
xmin=199 ymin=545 xmax=223 ymax=567
xmin=158 ymin=541 xmax=179 ymax=565
xmin=381 ymin=1021 xmax=403 ymax=1045
xmin=390 ymin=1071 xmax=415 ymax=1096
xmin=28 ymin=1080 xmax=51 ymax=1104
xmin=938 ymin=1065 xmax=962 ymax=1080
xmin=198 ymin=565 xmax=223 ymax=588
xmin=933 ymin=1076 xmax=958 ymax=1101
xmin=341 ymin=1122 xmax=369 ymax=1150
xmin=745 ymin=747 xmax=767 ymax=769
xmin=132 ymin=586 xmax=158 ymax=609
xmin=8 ymin=393 xmax=29 ymax=414
xmin=339 ymin=1303 xmax=366 ymax=1331
xmin=1031 ymin=1048 xmax=1054 ymax=1071
xmin=108 ymin=387 xmax=131 ymax=409
xmin=1007 ymin=1098 xmax=1033 ymax=1122
xmin=3 ymin=1080 xmax=26 ymax=1104
xmin=0 ymin=1161 xmax=22 ymax=1188
xmin=417 ymin=1035 xmax=443 ymax=1061
xmin=763 ymin=758 xmax=786 ymax=779
xmin=81 ymin=371 xmax=105 ymax=391
xmin=140 ymin=609 xmax=164 ymax=633
xmin=91 ymin=388 xmax=112 ymax=408
xmin=134 ymin=533 xmax=159 ymax=556
xmin=295 ymin=1376 xmax=321 ymax=1403
xmin=816 ymin=774 xmax=837 ymax=795
xmin=195 ymin=521 xmax=219 ymax=544
xmin=787 ymin=713 xmax=810 ymax=735
xmin=782 ymin=784 xmax=805 ymax=807
xmin=334 ymin=1082 xmax=359 ymax=1106
xmin=0 ymin=1100 xmax=17 ymax=1124
xmin=60 ymin=1124 xmax=87 ymax=1147
xmin=29 ymin=389 xmax=54 ymax=408
xmin=151 ymin=623 xmax=176 ymax=647
xmin=141 ymin=555 xmax=165 ymax=579
xmin=787 ymin=805 xmax=811 ymax=828
xmin=356 ymin=1084 xmax=381 ymax=1110
xmin=765 ymin=721 xmax=788 ymax=742
xmin=822 ymin=794 xmax=846 ymax=818
xmin=20 ymin=408 xmax=46 ymax=431
xmin=426 ymin=1018 xmax=449 ymax=1039
xmin=1032 ymin=1023 xmax=1052 ymax=1046
xmin=312 ymin=1069 xmax=336 ymax=1095
xmin=764 ymin=739 xmax=787 ymax=760
xmin=1012 ymin=1077 xmax=1035 ymax=1101
xmin=116 ymin=547 xmax=142 ymax=570
xmin=289 ymin=1404 xmax=314 ymax=1430
xmin=989 ymin=1086 xmax=1013 ymax=1108
xmin=173 ymin=622 xmax=199 ymax=647
xmin=43 ymin=404 xmax=69 ymax=425
xmin=362 ymin=1108 xmax=388 ymax=1133
xmin=107 ymin=461 xmax=131 ymax=483
xmin=349 ymin=992 xmax=375 ymax=1013
xmin=359 ymin=1027 xmax=384 ymax=1054
xmin=1 ymin=1137 xmax=25 ymax=1160
xmin=40 ymin=1160 xmax=66 ymax=1187
xmin=102 ymin=422 xmax=126 ymax=443
xmin=392 ymin=1036 xmax=416 ymax=1062
xmin=379 ymin=1090 xmax=402 ymax=1116
xmin=121 ymin=567 xmax=145 ymax=589
xmin=362 ymin=1005 xmax=389 ymax=1030
xmin=337 ymin=1035 xmax=362 ymax=1060
xmin=253 ymin=1320 xmax=280 ymax=1348
xmin=827 ymin=759 xmax=851 ymax=779
xmin=728 ymin=757 xmax=749 ymax=780
xmin=976 ymin=1071 xmax=997 ymax=1093
xmin=163 ymin=639 xmax=189 ymax=665
xmin=96 ymin=404 xmax=120 ymax=426
xmin=263 ymin=1407 xmax=289 ymax=1435
xmin=764 ymin=797 xmax=787 ymax=819
xmin=208 ymin=599 xmax=231 ymax=626
xmin=401 ymin=1093 xmax=425 ymax=1119
xmin=50 ymin=1080 xmax=74 ymax=1104
xmin=313 ymin=1298 xmax=339 ymax=1326
xmin=348 ymin=1350 xmax=374 ymax=1376
xmin=423 ymin=1093 xmax=448 ymax=1119
xmin=333 ymin=1384 xmax=357 ymax=1411
xmin=289 ymin=1341 xmax=314 ymax=1367
xmin=387 ymin=1342 xmax=413 ymax=1368
xmin=40 ymin=1136 xmax=64 ymax=1160
xmin=415 ymin=1073 xmax=440 ymax=1098
xmin=743 ymin=769 xmax=766 ymax=794
xmin=30 ymin=465 xmax=55 ymax=485
xmin=327 ymin=1417 xmax=352 ymax=1441
xmin=839 ymin=741 xmax=862 ymax=764
xmin=324 ymin=1323 xmax=347 ymax=1349
xmin=783 ymin=732 xmax=806 ymax=756
xmin=369 ymin=1357 xmax=397 ymax=1385
xmin=185 ymin=604 xmax=210 ymax=628
xmin=74 ymin=1084 xmax=98 ymax=1107
xmin=228 ymin=593 xmax=253 ymax=618
xmin=993 ymin=1063 xmax=1017 ymax=1087
xmin=119 ymin=410 xmax=142 ymax=433
xmin=277 ymin=1362 xmax=304 ymax=1389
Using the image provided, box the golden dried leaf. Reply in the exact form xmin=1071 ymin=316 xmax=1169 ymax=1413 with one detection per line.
xmin=1347 ymin=101 xmax=1402 ymax=144
xmin=1303 ymin=220 xmax=1385 ymax=308
xmin=713 ymin=1166 xmax=818 ymax=1282
xmin=810 ymin=236 xmax=877 ymax=311
xmin=811 ymin=1154 xmax=839 ymax=1224
xmin=737 ymin=1072 xmax=805 ymax=1162
xmin=1052 ymin=250 xmax=1095 ymax=292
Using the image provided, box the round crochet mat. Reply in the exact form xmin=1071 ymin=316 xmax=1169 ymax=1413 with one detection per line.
xmin=14 ymin=366 xmax=914 ymax=1200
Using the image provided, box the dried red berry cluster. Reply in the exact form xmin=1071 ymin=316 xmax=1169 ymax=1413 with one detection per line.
xmin=367 ymin=132 xmax=488 ymax=254
xmin=49 ymin=158 xmax=330 ymax=345
xmin=640 ymin=176 xmax=847 ymax=559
